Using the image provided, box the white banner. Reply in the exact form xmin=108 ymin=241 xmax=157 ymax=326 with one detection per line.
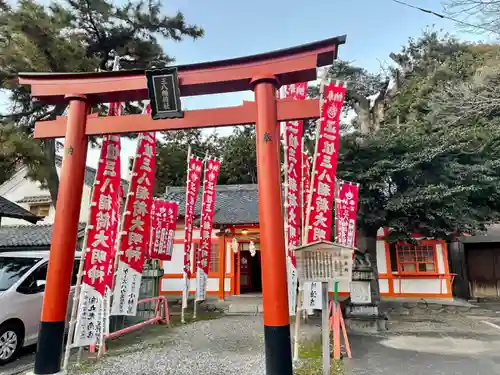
xmin=182 ymin=273 xmax=189 ymax=308
xmin=287 ymin=258 xmax=298 ymax=316
xmin=195 ymin=268 xmax=208 ymax=301
xmin=103 ymin=288 xmax=111 ymax=335
xmin=73 ymin=284 xmax=104 ymax=347
xmin=110 ymin=261 xmax=142 ymax=316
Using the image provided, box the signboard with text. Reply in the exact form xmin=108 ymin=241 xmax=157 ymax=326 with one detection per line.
xmin=145 ymin=68 xmax=183 ymax=120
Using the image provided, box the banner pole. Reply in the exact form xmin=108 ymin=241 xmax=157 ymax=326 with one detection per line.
xmin=194 ymin=152 xmax=209 ymax=319
xmin=62 ymin=213 xmax=92 ymax=370
xmin=293 ymin=74 xmax=328 ymax=362
xmin=333 ymin=280 xmax=341 ymax=360
xmin=321 ymin=281 xmax=330 ymax=375
xmin=181 ymin=145 xmax=192 ymax=324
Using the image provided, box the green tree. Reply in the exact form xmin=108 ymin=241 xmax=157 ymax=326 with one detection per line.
xmin=0 ymin=125 xmax=45 ymax=185
xmin=218 ymin=126 xmax=258 ymax=185
xmin=155 ymin=125 xmax=261 ymax=192
xmin=155 ymin=129 xmax=219 ymax=194
xmin=333 ymin=32 xmax=500 ymax=303
xmin=0 ymin=0 xmax=203 ymax=205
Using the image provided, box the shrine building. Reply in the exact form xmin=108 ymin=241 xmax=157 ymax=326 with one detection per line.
xmin=160 ymin=184 xmax=454 ymax=300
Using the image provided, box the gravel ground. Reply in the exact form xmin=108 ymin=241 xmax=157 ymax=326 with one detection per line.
xmin=57 ymin=313 xmax=500 ymax=375
xmin=75 ymin=316 xmax=303 ymax=375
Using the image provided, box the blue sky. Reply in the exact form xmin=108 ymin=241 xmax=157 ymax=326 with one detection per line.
xmin=165 ymin=0 xmax=486 ymax=111
xmin=1 ymin=0 xmax=491 ymax=177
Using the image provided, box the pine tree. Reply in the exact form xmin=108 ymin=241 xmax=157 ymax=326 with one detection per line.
xmin=0 ymin=0 xmax=203 ymax=205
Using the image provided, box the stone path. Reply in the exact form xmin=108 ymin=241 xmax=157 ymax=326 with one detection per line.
xmin=346 ymin=315 xmax=500 ymax=375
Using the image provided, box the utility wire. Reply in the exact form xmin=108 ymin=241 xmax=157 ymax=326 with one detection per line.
xmin=391 ymin=0 xmax=500 ymax=36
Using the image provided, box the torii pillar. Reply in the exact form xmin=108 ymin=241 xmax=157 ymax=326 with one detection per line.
xmin=18 ymin=34 xmax=346 ymax=375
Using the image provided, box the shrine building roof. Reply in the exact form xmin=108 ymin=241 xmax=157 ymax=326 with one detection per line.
xmin=164 ymin=184 xmax=260 ymax=226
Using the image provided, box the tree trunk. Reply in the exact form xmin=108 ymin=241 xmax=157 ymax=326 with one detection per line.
xmin=39 ymin=104 xmax=67 ymax=209
xmin=42 ymin=138 xmax=60 ymax=208
xmin=358 ymin=226 xmax=381 ymax=305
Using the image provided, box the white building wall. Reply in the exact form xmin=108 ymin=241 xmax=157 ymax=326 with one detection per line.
xmin=379 ymin=279 xmax=389 ymax=294
xmin=375 ymin=238 xmax=449 ymax=296
xmin=0 ymin=165 xmax=92 ymax=226
xmin=160 ymin=229 xmax=220 ymax=294
xmin=375 ymin=240 xmax=387 ymax=274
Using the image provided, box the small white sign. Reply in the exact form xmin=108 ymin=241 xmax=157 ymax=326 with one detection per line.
xmin=302 ymin=281 xmax=323 ymax=310
xmin=350 ymin=281 xmax=371 ymax=304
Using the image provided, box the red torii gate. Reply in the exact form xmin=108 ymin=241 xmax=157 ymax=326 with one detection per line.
xmin=19 ymin=35 xmax=346 ymax=375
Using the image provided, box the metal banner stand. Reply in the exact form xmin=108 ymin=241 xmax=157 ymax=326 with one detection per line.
xmin=321 ymin=281 xmax=330 ymax=375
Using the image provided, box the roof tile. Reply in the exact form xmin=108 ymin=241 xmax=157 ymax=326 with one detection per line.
xmin=165 ymin=184 xmax=261 ymax=225
xmin=0 ymin=223 xmax=86 ymax=248
xmin=0 ymin=196 xmax=41 ymax=224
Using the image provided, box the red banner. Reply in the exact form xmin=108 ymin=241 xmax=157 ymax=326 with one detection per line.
xmin=285 ymin=82 xmax=308 ymax=100
xmin=182 ymin=155 xmax=203 ymax=308
xmin=199 ymin=159 xmax=221 ymax=274
xmin=75 ymin=134 xmax=121 ymax=346
xmin=302 ymin=148 xmax=311 ymax=236
xmin=335 ymin=180 xmax=359 ymax=248
xmin=283 ymin=82 xmax=308 ymax=316
xmin=106 ymin=176 xmax=124 ymax=290
xmin=285 ymin=120 xmax=302 ymax=261
xmin=284 ymin=82 xmax=307 ymax=258
xmin=165 ymin=201 xmax=179 ymax=260
xmin=306 ymin=82 xmax=346 ymax=243
xmin=80 ymin=136 xmax=122 ymax=295
xmin=196 ymin=159 xmax=221 ymax=301
xmin=183 ymin=156 xmax=203 ymax=278
xmin=149 ymin=199 xmax=168 ymax=260
xmin=111 ymin=131 xmax=156 ymax=316
xmin=149 ymin=200 xmax=179 ymax=260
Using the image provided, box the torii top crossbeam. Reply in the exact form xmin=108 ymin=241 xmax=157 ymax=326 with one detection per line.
xmin=18 ymin=35 xmax=346 ymax=138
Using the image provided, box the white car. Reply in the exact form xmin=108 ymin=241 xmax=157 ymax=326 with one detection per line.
xmin=0 ymin=251 xmax=81 ymax=365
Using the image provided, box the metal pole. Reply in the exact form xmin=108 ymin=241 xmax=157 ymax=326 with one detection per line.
xmin=321 ymin=282 xmax=330 ymax=375
xmin=62 ymin=202 xmax=93 ymax=370
xmin=251 ymin=75 xmax=293 ymax=375
xmin=34 ymin=94 xmax=89 ymax=375
xmin=181 ymin=145 xmax=192 ymax=324
xmin=194 ymin=152 xmax=209 ymax=319
xmin=333 ymin=280 xmax=341 ymax=360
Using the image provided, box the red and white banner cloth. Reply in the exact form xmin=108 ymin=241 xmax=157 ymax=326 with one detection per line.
xmin=302 ymin=82 xmax=346 ymax=312
xmin=283 ymin=82 xmax=307 ymax=316
xmin=305 ymin=82 xmax=346 ymax=243
xmin=149 ymin=199 xmax=179 ymax=261
xmin=111 ymin=131 xmax=156 ymax=316
xmin=302 ymin=147 xmax=311 ymax=234
xmin=165 ymin=201 xmax=179 ymax=259
xmin=182 ymin=156 xmax=203 ymax=308
xmin=195 ymin=158 xmax=221 ymax=301
xmin=74 ymin=135 xmax=121 ymax=347
xmin=335 ymin=180 xmax=359 ymax=248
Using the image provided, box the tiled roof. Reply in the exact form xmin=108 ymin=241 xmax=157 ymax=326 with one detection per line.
xmin=0 ymin=196 xmax=42 ymax=224
xmin=0 ymin=223 xmax=86 ymax=248
xmin=164 ymin=184 xmax=260 ymax=225
xmin=55 ymin=155 xmax=129 ymax=190
xmin=17 ymin=195 xmax=52 ymax=204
